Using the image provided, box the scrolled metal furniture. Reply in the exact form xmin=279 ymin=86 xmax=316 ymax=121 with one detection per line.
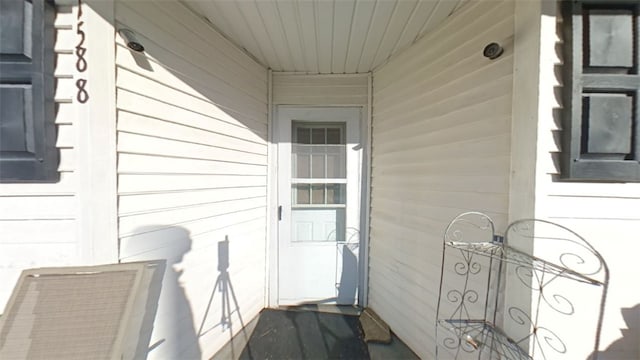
xmin=435 ymin=212 xmax=608 ymax=359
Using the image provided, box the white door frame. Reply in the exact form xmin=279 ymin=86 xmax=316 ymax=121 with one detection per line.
xmin=267 ymin=105 xmax=370 ymax=307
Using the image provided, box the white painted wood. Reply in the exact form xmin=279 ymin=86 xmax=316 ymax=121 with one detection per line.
xmin=75 ymin=0 xmax=119 ymax=266
xmin=369 ymin=1 xmax=514 ymax=358
xmin=0 ymin=220 xmax=76 ymax=243
xmin=114 ymin=2 xmax=268 ymax=359
xmin=183 ymin=0 xmax=469 ymax=73
xmin=360 ymin=72 xmax=373 ymax=307
xmin=266 ymin=69 xmax=279 ymax=307
xmin=53 ymin=28 xmax=75 ymax=52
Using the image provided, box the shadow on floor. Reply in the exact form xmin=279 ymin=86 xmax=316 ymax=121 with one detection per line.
xmin=214 ymin=308 xmax=419 ymax=360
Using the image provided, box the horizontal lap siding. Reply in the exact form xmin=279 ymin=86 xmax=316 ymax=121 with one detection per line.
xmin=369 ymin=1 xmax=514 ymax=358
xmin=0 ymin=5 xmax=79 ymax=312
xmin=114 ymin=1 xmax=267 ymax=359
xmin=272 ymin=74 xmax=368 ymax=105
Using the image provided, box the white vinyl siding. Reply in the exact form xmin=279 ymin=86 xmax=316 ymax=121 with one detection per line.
xmin=114 ymin=1 xmax=268 ymax=359
xmin=0 ymin=4 xmax=79 ymax=312
xmin=531 ymin=3 xmax=640 ymax=358
xmin=369 ymin=0 xmax=514 ymax=358
xmin=272 ymin=73 xmax=368 ymax=106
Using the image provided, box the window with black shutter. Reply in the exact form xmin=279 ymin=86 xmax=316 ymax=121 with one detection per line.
xmin=562 ymin=0 xmax=640 ymax=181
xmin=0 ymin=0 xmax=57 ymax=182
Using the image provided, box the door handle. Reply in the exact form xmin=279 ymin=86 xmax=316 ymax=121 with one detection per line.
xmin=278 ymin=205 xmax=282 ymax=221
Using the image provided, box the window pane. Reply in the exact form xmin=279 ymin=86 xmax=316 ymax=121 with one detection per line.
xmin=311 ymin=184 xmax=325 ymax=204
xmin=293 ymin=185 xmax=310 ymax=205
xmin=326 ymin=147 xmax=346 ymax=178
xmin=311 ymin=128 xmax=326 ymax=144
xmin=326 ymin=184 xmax=346 ymax=204
xmin=295 ymin=127 xmax=310 ymax=144
xmin=326 ymin=128 xmax=342 ymax=144
xmin=311 ymin=154 xmax=325 ymax=178
xmin=295 ymin=154 xmax=310 ymax=178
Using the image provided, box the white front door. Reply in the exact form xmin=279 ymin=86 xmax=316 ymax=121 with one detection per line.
xmin=277 ymin=107 xmax=362 ymax=305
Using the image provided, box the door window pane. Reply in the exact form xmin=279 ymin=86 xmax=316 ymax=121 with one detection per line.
xmin=326 ymin=128 xmax=342 ymax=144
xmin=326 ymin=148 xmax=345 ymax=178
xmin=290 ymin=122 xmax=348 ymax=242
xmin=311 ymin=185 xmax=325 ymax=204
xmin=326 ymin=184 xmax=346 ymax=204
xmin=311 ymin=154 xmax=325 ymax=178
xmin=295 ymin=127 xmax=311 ymax=144
xmin=311 ymin=128 xmax=326 ymax=144
xmin=295 ymin=153 xmax=310 ymax=178
xmin=292 ymin=123 xmax=346 ymax=179
xmin=293 ymin=184 xmax=310 ymax=205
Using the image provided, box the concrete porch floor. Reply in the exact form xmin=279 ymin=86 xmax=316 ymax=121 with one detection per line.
xmin=212 ymin=306 xmax=420 ymax=360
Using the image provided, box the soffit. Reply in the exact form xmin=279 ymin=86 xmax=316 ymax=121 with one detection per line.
xmin=184 ymin=0 xmax=468 ymax=73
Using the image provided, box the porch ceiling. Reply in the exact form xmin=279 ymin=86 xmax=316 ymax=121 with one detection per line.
xmin=184 ymin=0 xmax=467 ymax=73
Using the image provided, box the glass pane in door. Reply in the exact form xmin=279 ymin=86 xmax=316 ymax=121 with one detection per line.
xmin=291 ymin=122 xmax=346 ymax=242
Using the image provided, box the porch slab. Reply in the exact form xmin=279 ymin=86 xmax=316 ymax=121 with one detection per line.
xmin=213 ymin=308 xmax=419 ymax=360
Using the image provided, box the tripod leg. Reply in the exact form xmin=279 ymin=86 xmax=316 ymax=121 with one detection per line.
xmin=225 ymin=274 xmax=246 ymax=329
xmin=197 ymin=275 xmax=223 ymax=336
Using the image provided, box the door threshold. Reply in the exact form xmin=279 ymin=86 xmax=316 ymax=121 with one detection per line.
xmin=277 ymin=304 xmax=362 ymax=316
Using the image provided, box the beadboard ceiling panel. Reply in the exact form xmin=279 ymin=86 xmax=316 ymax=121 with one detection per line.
xmin=184 ymin=0 xmax=467 ymax=73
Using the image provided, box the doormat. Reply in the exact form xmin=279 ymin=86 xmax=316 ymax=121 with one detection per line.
xmin=239 ymin=309 xmax=369 ymax=359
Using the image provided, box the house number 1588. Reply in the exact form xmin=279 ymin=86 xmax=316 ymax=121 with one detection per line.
xmin=75 ymin=0 xmax=89 ymax=103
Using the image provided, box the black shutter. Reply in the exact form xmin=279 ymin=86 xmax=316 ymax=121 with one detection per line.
xmin=562 ymin=0 xmax=640 ymax=181
xmin=0 ymin=0 xmax=57 ymax=182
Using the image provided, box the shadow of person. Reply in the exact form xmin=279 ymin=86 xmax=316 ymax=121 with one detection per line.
xmin=121 ymin=226 xmax=202 ymax=359
xmin=590 ymin=304 xmax=640 ymax=360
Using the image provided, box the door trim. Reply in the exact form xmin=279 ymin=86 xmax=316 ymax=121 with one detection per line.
xmin=267 ymin=105 xmax=369 ymax=307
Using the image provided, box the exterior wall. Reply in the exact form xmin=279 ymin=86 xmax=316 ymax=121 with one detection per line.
xmin=272 ymin=73 xmax=368 ymax=106
xmin=0 ymin=3 xmax=76 ymax=310
xmin=530 ymin=2 xmax=640 ymax=359
xmin=268 ymin=72 xmax=371 ymax=307
xmin=369 ymin=0 xmax=514 ymax=358
xmin=114 ymin=1 xmax=268 ymax=359
xmin=0 ymin=1 xmax=118 ymax=312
